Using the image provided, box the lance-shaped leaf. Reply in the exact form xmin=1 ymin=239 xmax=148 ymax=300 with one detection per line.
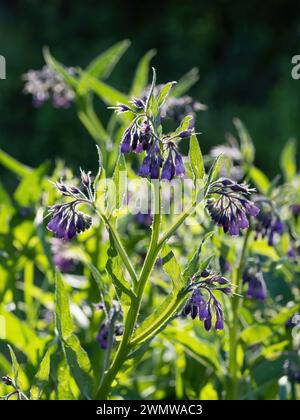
xmin=161 ymin=243 xmax=185 ymax=290
xmin=171 ymin=68 xmax=199 ymax=98
xmin=189 ymin=134 xmax=205 ymax=183
xmin=85 ymin=39 xmax=130 ymax=80
xmin=30 ymin=345 xmax=55 ymax=400
xmin=8 ymin=345 xmax=22 ymax=389
xmin=106 ymin=236 xmax=135 ymax=311
xmin=249 ymin=166 xmax=270 ymax=195
xmin=130 ymin=49 xmax=156 ymax=97
xmin=78 ymin=72 xmax=129 ymax=106
xmin=174 ymin=115 xmax=194 ymax=136
xmin=157 ymin=81 xmax=176 ymax=109
xmin=280 ymin=138 xmax=297 ymax=182
xmin=182 ymin=231 xmax=214 ymax=281
xmin=0 ymin=148 xmax=32 ymax=177
xmin=205 ymin=153 xmax=225 ymax=191
xmin=55 ymin=273 xmax=93 ymax=399
xmin=233 ymin=118 xmax=255 ymax=165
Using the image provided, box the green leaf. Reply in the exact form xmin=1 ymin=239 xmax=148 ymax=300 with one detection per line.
xmin=8 ymin=345 xmax=22 ymax=388
xmin=164 ymin=326 xmax=221 ymax=371
xmin=63 ymin=335 xmax=93 ymax=399
xmin=161 ymin=244 xmax=185 ymax=290
xmin=206 ymin=154 xmax=225 ymax=187
xmin=14 ymin=163 xmax=48 ymax=207
xmin=57 ymin=361 xmax=75 ymax=400
xmin=241 ymin=324 xmax=272 ymax=346
xmin=171 ymin=68 xmax=199 ymax=98
xmin=182 ymin=231 xmax=214 ymax=281
xmin=0 ymin=148 xmax=32 ymax=177
xmin=174 ymin=115 xmax=194 ymax=136
xmin=85 ymin=40 xmax=130 ymax=80
xmin=78 ymin=73 xmax=128 ymax=105
xmin=0 ymin=309 xmax=46 ymax=364
xmin=130 ymin=49 xmax=156 ymax=97
xmin=157 ymin=82 xmax=176 ymax=109
xmin=55 ymin=273 xmax=93 ymax=399
xmin=189 ymin=134 xmax=205 ymax=183
xmin=280 ymin=138 xmax=297 ymax=181
xmin=233 ymin=118 xmax=255 ymax=164
xmin=106 ymin=237 xmax=134 ymax=309
xmin=55 ymin=272 xmax=74 ymax=341
xmin=249 ymin=166 xmax=270 ymax=195
xmin=30 ymin=346 xmax=54 ymax=400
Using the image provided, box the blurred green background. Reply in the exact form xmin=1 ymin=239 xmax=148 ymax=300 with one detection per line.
xmin=0 ymin=0 xmax=299 ymax=181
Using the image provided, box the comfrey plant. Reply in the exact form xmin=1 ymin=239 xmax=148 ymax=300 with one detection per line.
xmin=44 ymin=69 xmax=260 ymax=399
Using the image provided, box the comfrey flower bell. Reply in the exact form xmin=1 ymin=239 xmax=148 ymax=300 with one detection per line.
xmin=252 ymin=198 xmax=283 ymax=246
xmin=242 ymin=264 xmax=267 ymax=301
xmin=46 ymin=169 xmax=95 ymax=241
xmin=206 ymin=178 xmax=259 ymax=236
xmin=182 ymin=269 xmax=232 ymax=331
xmin=23 ymin=65 xmax=75 ymax=108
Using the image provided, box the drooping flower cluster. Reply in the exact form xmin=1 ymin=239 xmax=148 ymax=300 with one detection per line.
xmin=252 ymin=198 xmax=283 ymax=246
xmin=111 ymin=83 xmax=191 ymax=181
xmin=182 ymin=269 xmax=232 ymax=331
xmin=23 ymin=65 xmax=75 ymax=108
xmin=242 ymin=264 xmax=267 ymax=301
xmin=206 ymin=178 xmax=260 ymax=236
xmin=47 ymin=170 xmax=94 ymax=241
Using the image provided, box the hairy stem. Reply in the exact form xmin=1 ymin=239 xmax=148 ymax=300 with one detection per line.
xmin=227 ymin=228 xmax=251 ymax=400
xmin=101 ymin=213 xmax=138 ymax=288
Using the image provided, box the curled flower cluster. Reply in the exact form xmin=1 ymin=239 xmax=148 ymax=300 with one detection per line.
xmin=242 ymin=264 xmax=266 ymax=301
xmin=112 ymin=89 xmax=191 ymax=181
xmin=252 ymin=198 xmax=283 ymax=246
xmin=47 ymin=170 xmax=94 ymax=241
xmin=182 ymin=269 xmax=232 ymax=331
xmin=206 ymin=178 xmax=259 ymax=236
xmin=23 ymin=65 xmax=75 ymax=108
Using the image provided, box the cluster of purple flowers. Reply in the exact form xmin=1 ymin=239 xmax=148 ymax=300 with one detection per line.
xmin=23 ymin=65 xmax=75 ymax=108
xmin=47 ymin=170 xmax=94 ymax=241
xmin=242 ymin=264 xmax=266 ymax=301
xmin=206 ymin=178 xmax=260 ymax=236
xmin=252 ymin=198 xmax=283 ymax=246
xmin=182 ymin=269 xmax=232 ymax=331
xmin=113 ymin=89 xmax=190 ymax=181
xmin=47 ymin=203 xmax=92 ymax=241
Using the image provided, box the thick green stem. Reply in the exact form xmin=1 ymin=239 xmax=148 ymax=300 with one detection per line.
xmin=227 ymin=228 xmax=251 ymax=400
xmin=96 ymin=182 xmax=162 ymax=399
xmin=101 ymin=214 xmax=138 ymax=288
